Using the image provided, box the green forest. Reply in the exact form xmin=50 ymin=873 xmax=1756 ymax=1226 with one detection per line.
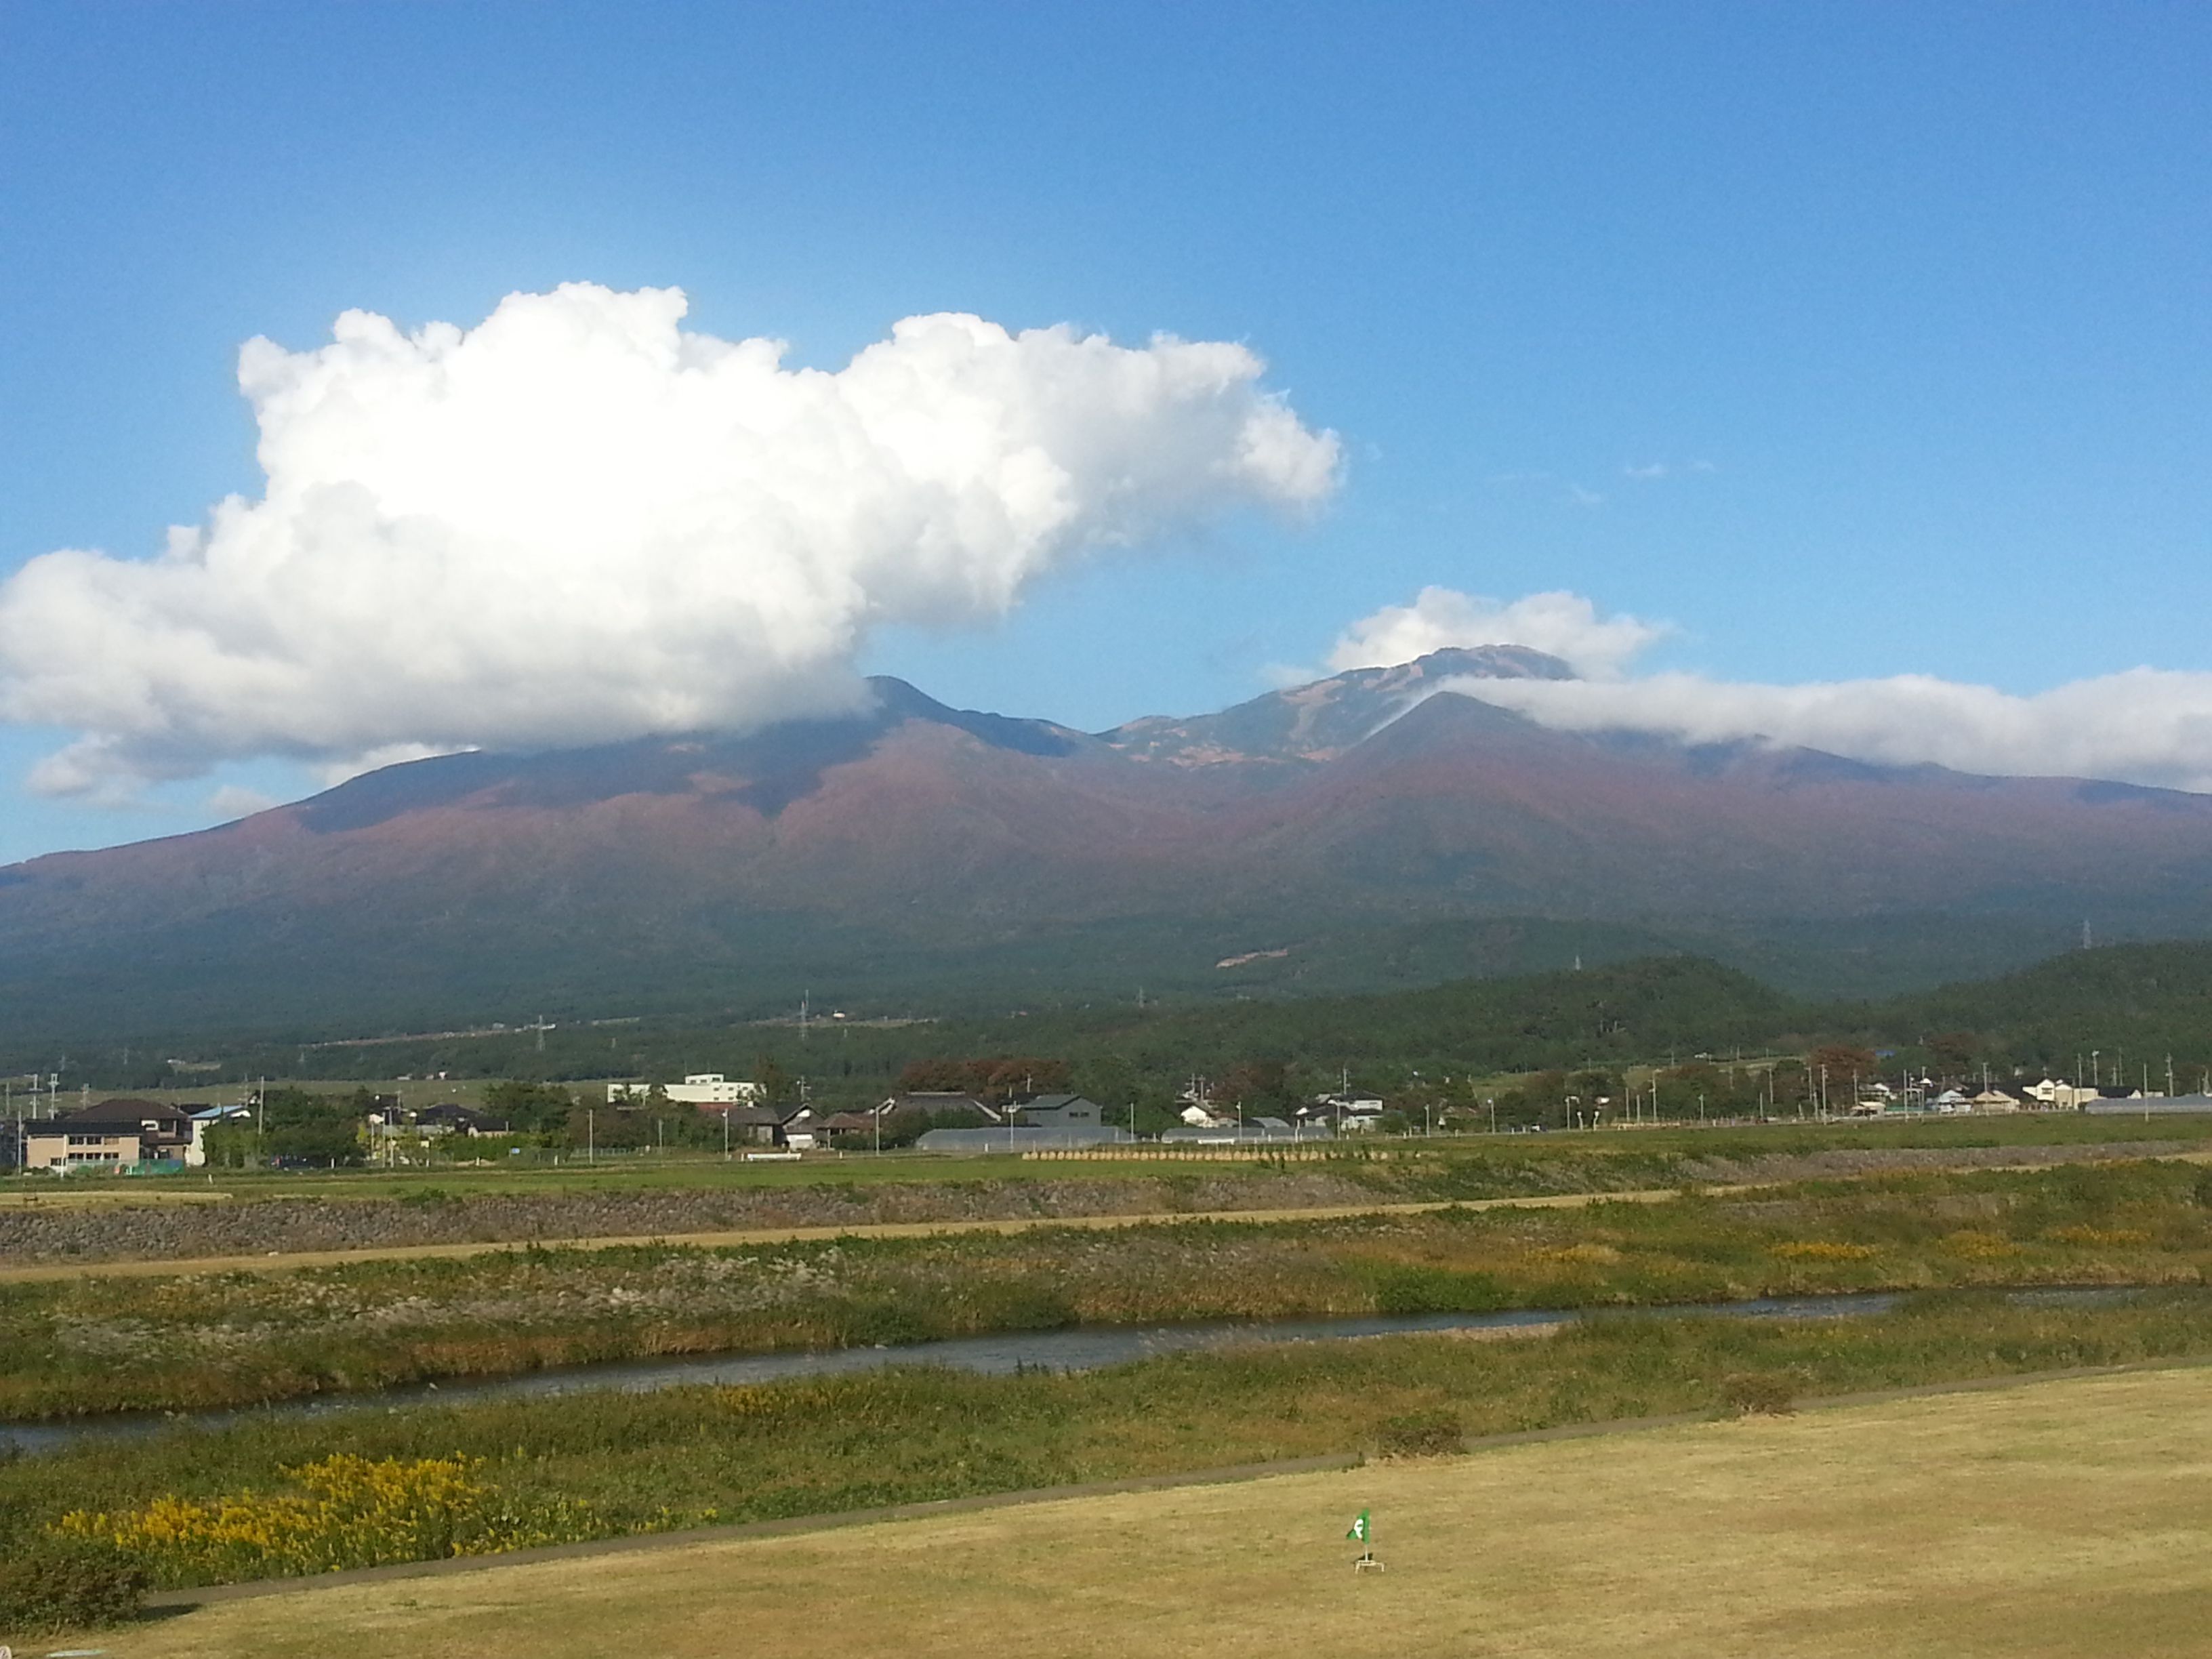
xmin=27 ymin=939 xmax=2212 ymax=1137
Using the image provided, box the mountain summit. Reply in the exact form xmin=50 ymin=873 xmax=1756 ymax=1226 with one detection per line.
xmin=1101 ymin=645 xmax=1571 ymax=766
xmin=7 ymin=649 xmax=2212 ymax=1038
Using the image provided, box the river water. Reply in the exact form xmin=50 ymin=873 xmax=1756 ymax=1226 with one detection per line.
xmin=0 ymin=1287 xmax=2141 ymax=1456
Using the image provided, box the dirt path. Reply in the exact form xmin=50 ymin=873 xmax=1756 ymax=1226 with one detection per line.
xmin=7 ymin=1146 xmax=2202 ymax=1283
xmin=0 ymin=1188 xmax=1702 ymax=1284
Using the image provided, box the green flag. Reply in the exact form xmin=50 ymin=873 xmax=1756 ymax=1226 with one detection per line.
xmin=1347 ymin=1509 xmax=1370 ymax=1543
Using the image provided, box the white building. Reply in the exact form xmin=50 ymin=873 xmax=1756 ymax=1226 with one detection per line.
xmin=187 ymin=1103 xmax=254 ymax=1166
xmin=1312 ymin=1092 xmax=1387 ymax=1132
xmin=608 ymin=1073 xmax=764 ymax=1106
xmin=2024 ymin=1079 xmax=2100 ymax=1110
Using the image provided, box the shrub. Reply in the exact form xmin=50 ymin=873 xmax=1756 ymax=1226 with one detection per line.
xmin=0 ymin=1533 xmax=148 ymax=1635
xmin=54 ymin=1454 xmax=598 ymax=1584
xmin=972 ymin=1282 xmax=1080 ymax=1332
xmin=1769 ymin=1242 xmax=1880 ymax=1261
xmin=832 ymin=1298 xmax=939 ymax=1347
xmin=1372 ymin=1266 xmax=1504 ymax=1315
xmin=1536 ymin=1243 xmax=1622 ymax=1266
xmin=2045 ymin=1225 xmax=2150 ymax=1248
xmin=1719 ymin=1369 xmax=1805 ymax=1416
xmin=1376 ymin=1408 xmax=1465 ymax=1458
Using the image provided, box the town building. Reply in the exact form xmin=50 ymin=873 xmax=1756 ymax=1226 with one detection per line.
xmin=2024 ymin=1079 xmax=2101 ymax=1110
xmin=1010 ymin=1093 xmax=1107 ymax=1129
xmin=2085 ymin=1094 xmax=2212 ymax=1115
xmin=187 ymin=1102 xmax=254 ymax=1166
xmin=607 ymin=1073 xmax=764 ymax=1106
xmin=1310 ymin=1092 xmax=1387 ymax=1132
xmin=717 ymin=1104 xmax=796 ymax=1146
xmin=873 ymin=1092 xmax=1002 ymax=1126
xmin=915 ymin=1124 xmax=1136 ymax=1153
xmin=415 ymin=1103 xmax=512 ymax=1136
xmin=24 ymin=1099 xmax=194 ymax=1173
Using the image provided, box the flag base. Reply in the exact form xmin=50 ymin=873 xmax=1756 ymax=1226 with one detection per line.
xmin=1353 ymin=1551 xmax=1384 ymax=1572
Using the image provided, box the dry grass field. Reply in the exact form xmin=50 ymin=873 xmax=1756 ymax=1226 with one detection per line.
xmin=79 ymin=1364 xmax=2212 ymax=1659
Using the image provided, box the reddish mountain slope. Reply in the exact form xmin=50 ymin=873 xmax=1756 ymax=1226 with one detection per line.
xmin=5 ymin=651 xmax=2211 ymax=1034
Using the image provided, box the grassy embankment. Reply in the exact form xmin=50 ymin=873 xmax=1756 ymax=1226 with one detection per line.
xmin=8 ymin=1160 xmax=2212 ymax=1416
xmin=7 ymin=1289 xmax=2212 ymax=1606
xmin=91 ymin=1364 xmax=2212 ymax=1659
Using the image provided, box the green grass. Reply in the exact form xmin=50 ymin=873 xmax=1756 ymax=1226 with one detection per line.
xmin=12 ymin=1105 xmax=2212 ymax=1206
xmin=10 ymin=1160 xmax=2212 ymax=1416
xmin=9 ymin=1288 xmax=2212 ymax=1598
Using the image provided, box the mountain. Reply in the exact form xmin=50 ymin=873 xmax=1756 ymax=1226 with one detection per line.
xmin=9 ymin=648 xmax=2212 ymax=1042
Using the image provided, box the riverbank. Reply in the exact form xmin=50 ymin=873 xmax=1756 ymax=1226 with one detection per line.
xmin=3 ymin=1131 xmax=2192 ymax=1267
xmin=8 ymin=1287 xmax=2212 ymax=1619
xmin=6 ymin=1160 xmax=2211 ymax=1418
xmin=83 ymin=1361 xmax=2212 ymax=1659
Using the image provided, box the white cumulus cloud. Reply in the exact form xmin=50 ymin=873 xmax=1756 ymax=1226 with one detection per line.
xmin=1440 ymin=667 xmax=2212 ymax=792
xmin=205 ymin=783 xmax=281 ymax=821
xmin=1327 ymin=586 xmax=2212 ymax=792
xmin=1327 ymin=586 xmax=1668 ymax=679
xmin=0 ymin=285 xmax=1340 ymax=795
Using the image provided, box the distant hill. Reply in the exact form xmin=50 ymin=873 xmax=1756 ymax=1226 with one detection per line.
xmin=87 ymin=942 xmax=2212 ymax=1112
xmin=9 ymin=648 xmax=2212 ymax=1043
xmin=1845 ymin=939 xmax=2212 ymax=1081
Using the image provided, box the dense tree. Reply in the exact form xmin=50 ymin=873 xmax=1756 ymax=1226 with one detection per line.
xmin=481 ymin=1080 xmax=576 ymax=1135
xmin=1923 ymin=1031 xmax=1983 ymax=1076
xmin=1807 ymin=1044 xmax=1881 ymax=1094
xmin=1214 ymin=1059 xmax=1297 ymax=1113
xmin=754 ymin=1056 xmax=797 ymax=1107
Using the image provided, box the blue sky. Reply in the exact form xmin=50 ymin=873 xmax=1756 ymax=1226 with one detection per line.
xmin=3 ymin=2 xmax=2209 ymax=862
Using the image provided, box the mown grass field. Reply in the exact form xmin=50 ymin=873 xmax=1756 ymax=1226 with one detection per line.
xmin=83 ymin=1363 xmax=2212 ymax=1659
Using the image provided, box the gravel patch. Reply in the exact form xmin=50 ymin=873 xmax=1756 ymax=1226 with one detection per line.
xmin=0 ymin=1172 xmax=1380 ymax=1266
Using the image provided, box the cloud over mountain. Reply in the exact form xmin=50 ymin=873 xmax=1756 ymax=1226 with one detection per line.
xmin=1444 ymin=665 xmax=2212 ymax=793
xmin=0 ymin=285 xmax=1340 ymax=795
xmin=1319 ymin=586 xmax=2212 ymax=793
xmin=1328 ymin=587 xmax=1666 ymax=678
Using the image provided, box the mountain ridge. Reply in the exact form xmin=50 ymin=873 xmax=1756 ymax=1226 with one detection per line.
xmin=7 ymin=647 xmax=2212 ymax=1040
